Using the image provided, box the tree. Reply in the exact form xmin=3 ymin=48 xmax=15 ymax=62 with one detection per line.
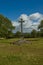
xmin=31 ymin=29 xmax=37 ymax=38
xmin=37 ymin=31 xmax=40 ymax=37
xmin=38 ymin=20 xmax=43 ymax=37
xmin=38 ymin=20 xmax=43 ymax=29
xmin=15 ymin=31 xmax=21 ymax=38
xmin=0 ymin=14 xmax=15 ymax=38
xmin=23 ymin=33 xmax=31 ymax=38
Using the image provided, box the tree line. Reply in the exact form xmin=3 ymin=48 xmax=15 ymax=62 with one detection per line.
xmin=0 ymin=14 xmax=43 ymax=38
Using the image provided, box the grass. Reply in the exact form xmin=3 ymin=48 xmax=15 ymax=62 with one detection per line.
xmin=0 ymin=38 xmax=43 ymax=65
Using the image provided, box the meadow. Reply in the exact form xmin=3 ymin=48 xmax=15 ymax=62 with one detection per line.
xmin=0 ymin=38 xmax=43 ymax=65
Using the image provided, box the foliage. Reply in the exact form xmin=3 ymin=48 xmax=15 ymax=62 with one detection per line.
xmin=31 ymin=29 xmax=37 ymax=38
xmin=38 ymin=20 xmax=43 ymax=37
xmin=38 ymin=20 xmax=43 ymax=29
xmin=0 ymin=14 xmax=15 ymax=38
xmin=15 ymin=31 xmax=21 ymax=38
xmin=23 ymin=33 xmax=31 ymax=38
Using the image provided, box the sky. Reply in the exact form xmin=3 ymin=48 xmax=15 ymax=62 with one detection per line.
xmin=0 ymin=0 xmax=43 ymax=20
xmin=0 ymin=0 xmax=43 ymax=32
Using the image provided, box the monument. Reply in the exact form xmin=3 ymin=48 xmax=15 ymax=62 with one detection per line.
xmin=10 ymin=18 xmax=31 ymax=45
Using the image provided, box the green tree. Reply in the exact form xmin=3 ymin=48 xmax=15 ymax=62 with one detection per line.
xmin=24 ymin=33 xmax=31 ymax=38
xmin=15 ymin=31 xmax=21 ymax=38
xmin=0 ymin=14 xmax=15 ymax=38
xmin=38 ymin=20 xmax=43 ymax=29
xmin=31 ymin=29 xmax=37 ymax=38
xmin=38 ymin=20 xmax=43 ymax=37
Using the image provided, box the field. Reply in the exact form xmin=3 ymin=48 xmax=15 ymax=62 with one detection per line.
xmin=0 ymin=38 xmax=43 ymax=65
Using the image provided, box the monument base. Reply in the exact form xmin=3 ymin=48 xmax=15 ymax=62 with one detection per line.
xmin=10 ymin=38 xmax=32 ymax=45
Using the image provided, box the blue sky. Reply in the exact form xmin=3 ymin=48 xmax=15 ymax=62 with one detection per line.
xmin=0 ymin=0 xmax=43 ymax=21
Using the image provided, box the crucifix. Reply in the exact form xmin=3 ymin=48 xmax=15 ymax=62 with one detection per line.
xmin=19 ymin=18 xmax=24 ymax=37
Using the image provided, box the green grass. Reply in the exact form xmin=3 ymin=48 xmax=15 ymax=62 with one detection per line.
xmin=0 ymin=38 xmax=43 ymax=65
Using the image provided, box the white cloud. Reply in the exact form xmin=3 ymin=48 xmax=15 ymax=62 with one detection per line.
xmin=19 ymin=14 xmax=28 ymax=21
xmin=12 ymin=12 xmax=43 ymax=33
xmin=12 ymin=21 xmax=20 ymax=26
xmin=29 ymin=12 xmax=42 ymax=20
